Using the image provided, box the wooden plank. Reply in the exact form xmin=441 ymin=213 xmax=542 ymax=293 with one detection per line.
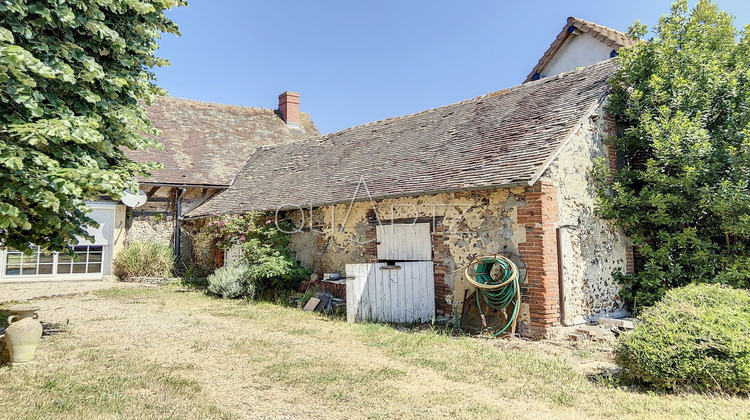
xmin=376 ymin=226 xmax=385 ymax=259
xmin=347 ymin=261 xmax=434 ymax=324
xmin=389 ymin=268 xmax=400 ymax=322
xmin=413 ymin=223 xmax=432 ymax=260
xmin=418 ymin=262 xmax=428 ymax=322
xmin=346 ymin=264 xmax=370 ymax=322
xmin=369 ymin=264 xmax=379 ymax=322
xmin=345 ymin=264 xmax=359 ymax=322
xmin=346 ymin=266 xmax=354 ymax=322
xmin=418 ymin=262 xmax=429 ymax=322
xmin=363 ymin=264 xmax=374 ymax=322
xmin=416 ymin=263 xmax=426 ymax=322
xmin=425 ymin=262 xmax=436 ymax=322
xmin=376 ymin=223 xmax=431 ymax=260
xmin=403 ymin=262 xmax=413 ymax=323
xmin=303 ymin=298 xmax=321 ymax=312
xmin=378 ymin=264 xmax=390 ymax=322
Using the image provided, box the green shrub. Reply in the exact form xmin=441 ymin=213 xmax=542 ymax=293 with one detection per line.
xmin=202 ymin=212 xmax=310 ymax=298
xmin=615 ymin=283 xmax=750 ymax=394
xmin=113 ymin=242 xmax=175 ymax=279
xmin=243 ymin=248 xmax=310 ymax=296
xmin=207 ymin=263 xmax=255 ymax=299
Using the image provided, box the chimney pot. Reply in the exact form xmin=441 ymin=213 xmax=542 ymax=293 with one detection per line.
xmin=278 ymin=91 xmax=300 ymax=126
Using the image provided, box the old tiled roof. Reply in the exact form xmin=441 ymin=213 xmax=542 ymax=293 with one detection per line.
xmin=127 ymin=97 xmax=319 ymax=186
xmin=525 ymin=17 xmax=639 ymax=83
xmin=186 ymin=60 xmax=616 ymax=218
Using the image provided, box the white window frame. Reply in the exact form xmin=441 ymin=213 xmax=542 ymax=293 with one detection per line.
xmin=1 ymin=245 xmax=105 ymax=279
xmin=0 ymin=202 xmax=116 ymax=282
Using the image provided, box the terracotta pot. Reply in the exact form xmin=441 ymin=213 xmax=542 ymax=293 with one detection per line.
xmin=4 ymin=305 xmax=43 ymax=364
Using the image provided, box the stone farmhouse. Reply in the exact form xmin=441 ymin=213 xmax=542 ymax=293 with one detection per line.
xmin=1 ymin=17 xmax=640 ymax=339
xmin=0 ymin=93 xmax=318 ymax=281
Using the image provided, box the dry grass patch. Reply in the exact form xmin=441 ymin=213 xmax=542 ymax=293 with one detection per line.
xmin=0 ymin=286 xmax=747 ymax=419
xmin=0 ymin=337 xmax=230 ymax=419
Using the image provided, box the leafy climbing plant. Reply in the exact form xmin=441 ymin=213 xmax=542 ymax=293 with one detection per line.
xmin=596 ymin=0 xmax=750 ymax=308
xmin=202 ymin=212 xmax=309 ymax=297
xmin=0 ymin=0 xmax=186 ymax=252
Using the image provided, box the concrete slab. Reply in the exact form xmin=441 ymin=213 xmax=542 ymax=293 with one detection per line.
xmin=598 ymin=317 xmax=636 ymax=330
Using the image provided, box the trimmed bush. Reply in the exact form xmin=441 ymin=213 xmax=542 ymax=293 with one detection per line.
xmin=615 ymin=283 xmax=750 ymax=394
xmin=113 ymin=242 xmax=175 ymax=279
xmin=207 ymin=263 xmax=255 ymax=299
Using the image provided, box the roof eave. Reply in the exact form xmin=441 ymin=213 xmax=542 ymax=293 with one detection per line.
xmin=139 ymin=181 xmax=230 ymax=189
xmin=183 ymin=180 xmax=535 ymax=220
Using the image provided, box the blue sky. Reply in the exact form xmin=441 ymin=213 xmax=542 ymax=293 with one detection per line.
xmin=154 ymin=1 xmax=750 ymax=135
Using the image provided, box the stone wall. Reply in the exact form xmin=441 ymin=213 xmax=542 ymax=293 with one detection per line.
xmin=542 ymin=104 xmax=630 ymax=324
xmin=282 ymin=104 xmax=630 ymax=338
xmin=127 ymin=186 xmax=222 ymax=271
xmin=286 ymin=188 xmax=528 ymax=322
xmin=127 ymin=187 xmax=175 ymax=246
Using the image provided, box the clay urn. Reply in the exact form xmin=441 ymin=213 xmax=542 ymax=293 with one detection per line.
xmin=3 ymin=304 xmax=43 ymax=364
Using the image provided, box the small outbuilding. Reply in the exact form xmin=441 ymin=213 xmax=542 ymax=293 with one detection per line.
xmin=188 ymin=56 xmax=635 ymax=338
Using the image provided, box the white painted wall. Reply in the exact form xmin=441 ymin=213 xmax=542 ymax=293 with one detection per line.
xmin=541 ymin=35 xmax=613 ymax=78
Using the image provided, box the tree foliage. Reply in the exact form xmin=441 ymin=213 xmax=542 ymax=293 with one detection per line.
xmin=596 ymin=0 xmax=750 ymax=308
xmin=0 ymin=0 xmax=185 ymax=252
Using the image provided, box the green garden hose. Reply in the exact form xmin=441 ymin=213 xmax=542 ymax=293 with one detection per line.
xmin=454 ymin=255 xmax=521 ymax=337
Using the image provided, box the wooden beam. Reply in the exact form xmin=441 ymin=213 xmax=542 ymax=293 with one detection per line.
xmin=145 ymin=186 xmax=160 ymax=198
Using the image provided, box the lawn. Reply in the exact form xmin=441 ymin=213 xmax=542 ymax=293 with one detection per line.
xmin=0 ymin=286 xmax=747 ymax=419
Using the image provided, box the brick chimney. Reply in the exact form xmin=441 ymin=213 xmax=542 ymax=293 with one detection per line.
xmin=278 ymin=91 xmax=300 ymax=127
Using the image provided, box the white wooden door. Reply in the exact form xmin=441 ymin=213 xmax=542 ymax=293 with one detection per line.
xmin=345 ymin=262 xmax=435 ymax=323
xmin=224 ymin=245 xmax=243 ymax=266
xmin=376 ymin=223 xmax=431 ymax=260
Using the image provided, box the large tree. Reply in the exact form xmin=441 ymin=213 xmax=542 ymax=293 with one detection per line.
xmin=598 ymin=0 xmax=750 ymax=308
xmin=0 ymin=0 xmax=185 ymax=252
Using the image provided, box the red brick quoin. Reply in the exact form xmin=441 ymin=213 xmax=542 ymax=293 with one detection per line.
xmin=517 ymin=181 xmax=560 ymax=339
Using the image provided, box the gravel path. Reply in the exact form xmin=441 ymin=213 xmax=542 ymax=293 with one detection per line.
xmin=0 ymin=280 xmax=150 ymax=304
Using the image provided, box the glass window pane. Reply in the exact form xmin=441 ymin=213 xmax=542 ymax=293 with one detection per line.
xmin=58 ymin=254 xmax=74 ymax=264
xmin=38 ymin=264 xmax=53 ymax=275
xmin=6 ymin=265 xmax=21 ymax=276
xmin=72 ymin=264 xmax=87 ymax=274
xmin=88 ymin=263 xmax=102 ymax=273
xmin=88 ymin=252 xmax=102 ymax=263
xmin=39 ymin=252 xmax=54 ymax=264
xmin=21 ymin=266 xmax=37 ymax=275
xmin=57 ymin=264 xmax=71 ymax=274
xmin=7 ymin=253 xmax=22 ymax=264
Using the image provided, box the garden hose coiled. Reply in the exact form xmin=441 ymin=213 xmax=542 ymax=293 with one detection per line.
xmin=455 ymin=255 xmax=521 ymax=337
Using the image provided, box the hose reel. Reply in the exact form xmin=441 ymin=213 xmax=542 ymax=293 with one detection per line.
xmin=455 ymin=254 xmax=523 ymax=337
